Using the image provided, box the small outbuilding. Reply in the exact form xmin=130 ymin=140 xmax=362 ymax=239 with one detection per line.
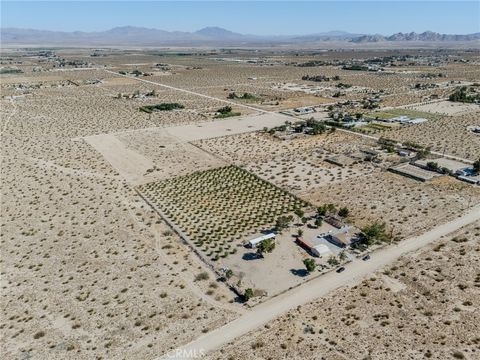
xmin=311 ymin=243 xmax=332 ymax=257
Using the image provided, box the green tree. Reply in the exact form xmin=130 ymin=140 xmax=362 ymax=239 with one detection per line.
xmin=426 ymin=161 xmax=439 ymax=171
xmin=473 ymin=159 xmax=480 ymax=174
xmin=338 ymin=207 xmax=349 ymax=218
xmin=256 ymin=239 xmax=276 ymax=256
xmin=244 ymin=288 xmax=254 ymax=302
xmin=217 ymin=105 xmax=232 ymax=114
xmin=303 ymin=258 xmax=316 ymax=273
xmin=275 ymin=216 xmax=291 ymax=232
xmin=294 ymin=208 xmax=305 ymax=220
xmin=339 ymin=251 xmax=347 ymax=261
xmin=314 ymin=217 xmax=323 ymax=228
xmin=361 ymin=222 xmax=389 ymax=246
xmin=317 ymin=206 xmax=327 ymax=217
xmin=297 ymin=229 xmax=304 ymax=237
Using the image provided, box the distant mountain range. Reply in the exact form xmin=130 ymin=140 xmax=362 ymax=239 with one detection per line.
xmin=2 ymin=26 xmax=479 ymax=46
xmin=352 ymin=31 xmax=480 ymax=43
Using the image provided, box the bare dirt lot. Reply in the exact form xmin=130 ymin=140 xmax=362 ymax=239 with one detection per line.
xmin=308 ymin=171 xmax=480 ymax=239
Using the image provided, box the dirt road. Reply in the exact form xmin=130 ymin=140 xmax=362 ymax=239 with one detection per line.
xmin=161 ymin=203 xmax=480 ymax=359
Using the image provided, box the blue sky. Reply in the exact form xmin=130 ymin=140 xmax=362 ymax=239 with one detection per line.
xmin=2 ymin=1 xmax=479 ymax=35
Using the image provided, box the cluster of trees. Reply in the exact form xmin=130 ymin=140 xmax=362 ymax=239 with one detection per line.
xmin=413 ymin=83 xmax=438 ymax=90
xmin=302 ymin=75 xmax=340 ymax=82
xmin=426 ymin=161 xmax=453 ymax=175
xmin=275 ymin=215 xmax=294 ymax=232
xmin=316 ymin=204 xmax=349 ymax=219
xmin=304 ymin=118 xmax=327 ymax=135
xmin=295 ymin=60 xmax=328 ymax=67
xmin=139 ymin=103 xmax=184 ymax=113
xmin=214 ymin=106 xmax=241 ymax=119
xmin=342 ymin=64 xmax=368 ymax=71
xmin=449 ymin=87 xmax=480 ymax=104
xmin=256 ymin=238 xmax=275 ymax=257
xmin=420 ymin=72 xmax=445 ymax=79
xmin=402 ymin=141 xmax=431 ymax=159
xmin=361 ymin=98 xmax=381 ymax=109
xmin=227 ymin=92 xmax=257 ymax=100
xmin=119 ymin=69 xmax=145 ymax=77
xmin=0 ymin=68 xmax=23 ymax=74
xmin=360 ymin=222 xmax=391 ymax=246
xmin=336 ymin=83 xmax=353 ymax=89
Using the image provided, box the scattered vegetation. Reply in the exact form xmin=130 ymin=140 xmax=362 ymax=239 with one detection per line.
xmin=139 ymin=102 xmax=184 ymax=113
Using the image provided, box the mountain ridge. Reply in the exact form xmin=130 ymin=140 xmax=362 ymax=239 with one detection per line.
xmin=2 ymin=27 xmax=479 ymax=46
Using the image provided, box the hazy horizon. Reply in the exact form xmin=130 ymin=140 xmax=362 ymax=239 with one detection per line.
xmin=2 ymin=1 xmax=479 ymax=36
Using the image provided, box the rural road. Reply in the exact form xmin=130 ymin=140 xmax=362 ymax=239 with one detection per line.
xmin=161 ymin=203 xmax=480 ymax=359
xmin=104 ymin=69 xmax=291 ymax=117
xmin=105 ymin=70 xmax=474 ymax=165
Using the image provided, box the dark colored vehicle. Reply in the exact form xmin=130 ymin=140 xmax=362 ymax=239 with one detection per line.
xmin=362 ymin=254 xmax=371 ymax=261
xmin=336 ymin=267 xmax=346 ymax=273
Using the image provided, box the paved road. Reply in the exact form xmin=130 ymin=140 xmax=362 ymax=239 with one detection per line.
xmin=161 ymin=203 xmax=480 ymax=359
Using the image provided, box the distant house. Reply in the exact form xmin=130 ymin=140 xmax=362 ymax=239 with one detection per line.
xmin=248 ymin=233 xmax=275 ymax=248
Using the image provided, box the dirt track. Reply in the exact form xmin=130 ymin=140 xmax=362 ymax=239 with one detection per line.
xmin=161 ymin=203 xmax=480 ymax=359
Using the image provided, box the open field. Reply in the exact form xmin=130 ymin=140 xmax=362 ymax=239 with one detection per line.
xmin=368 ymin=107 xmax=443 ymax=121
xmin=411 ymin=100 xmax=480 ymax=116
xmin=307 ymin=171 xmax=480 ymax=239
xmin=1 ymin=47 xmax=480 ymax=360
xmin=383 ymin=110 xmax=480 ymax=160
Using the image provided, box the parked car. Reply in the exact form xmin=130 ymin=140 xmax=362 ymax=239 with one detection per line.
xmin=336 ymin=267 xmax=345 ymax=273
xmin=362 ymin=254 xmax=371 ymax=261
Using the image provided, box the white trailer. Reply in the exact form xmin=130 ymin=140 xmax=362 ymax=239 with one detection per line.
xmin=248 ymin=233 xmax=276 ymax=248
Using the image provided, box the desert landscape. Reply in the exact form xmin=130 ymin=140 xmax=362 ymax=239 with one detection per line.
xmin=1 ymin=7 xmax=480 ymax=358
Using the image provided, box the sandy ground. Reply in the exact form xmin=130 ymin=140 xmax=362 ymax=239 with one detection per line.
xmin=84 ymin=133 xmax=154 ymax=183
xmin=207 ymin=218 xmax=480 ymax=359
xmin=411 ymin=100 xmax=480 ymax=115
xmin=2 ymin=48 xmax=480 ymax=360
xmin=166 ymin=205 xmax=480 ymax=359
xmin=84 ymin=112 xmax=293 ymax=185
